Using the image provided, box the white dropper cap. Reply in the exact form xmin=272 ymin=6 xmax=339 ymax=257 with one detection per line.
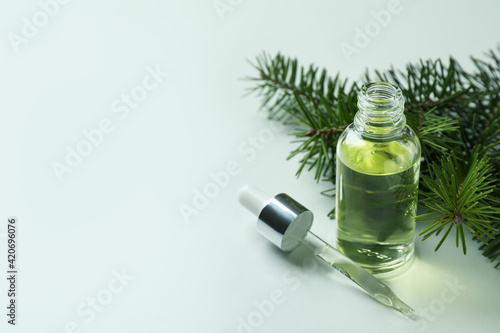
xmin=238 ymin=185 xmax=272 ymax=216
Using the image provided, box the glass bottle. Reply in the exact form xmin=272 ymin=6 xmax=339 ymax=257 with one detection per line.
xmin=335 ymin=82 xmax=421 ymax=274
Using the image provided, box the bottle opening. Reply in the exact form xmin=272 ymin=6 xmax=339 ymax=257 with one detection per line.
xmin=354 ymin=82 xmax=406 ymax=135
xmin=358 ymin=82 xmax=404 ymax=113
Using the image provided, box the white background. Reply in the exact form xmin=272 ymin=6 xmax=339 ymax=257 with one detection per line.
xmin=1 ymin=0 xmax=499 ymax=332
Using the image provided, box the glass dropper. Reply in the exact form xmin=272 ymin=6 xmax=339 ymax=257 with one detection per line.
xmin=238 ymin=185 xmax=417 ymax=320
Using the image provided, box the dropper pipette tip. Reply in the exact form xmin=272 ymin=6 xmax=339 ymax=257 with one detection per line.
xmin=391 ymin=297 xmax=420 ymax=320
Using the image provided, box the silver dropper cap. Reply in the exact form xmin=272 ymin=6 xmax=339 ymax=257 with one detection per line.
xmin=238 ymin=185 xmax=313 ymax=252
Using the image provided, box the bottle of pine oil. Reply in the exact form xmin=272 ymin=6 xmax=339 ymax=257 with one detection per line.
xmin=336 ymin=82 xmax=421 ymax=274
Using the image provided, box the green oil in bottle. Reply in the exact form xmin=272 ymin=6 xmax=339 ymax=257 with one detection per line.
xmin=336 ymin=139 xmax=419 ymax=274
xmin=335 ymin=82 xmax=421 ymax=274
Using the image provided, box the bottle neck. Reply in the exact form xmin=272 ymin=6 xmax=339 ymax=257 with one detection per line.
xmin=354 ymin=82 xmax=406 ymax=136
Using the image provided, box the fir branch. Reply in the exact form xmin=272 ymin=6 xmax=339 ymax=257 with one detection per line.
xmin=417 ymin=151 xmax=500 ymax=254
xmin=246 ymin=52 xmax=358 ymax=122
